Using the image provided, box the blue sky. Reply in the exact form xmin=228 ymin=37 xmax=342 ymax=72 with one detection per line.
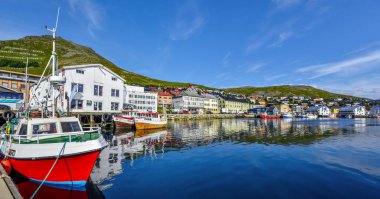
xmin=1 ymin=0 xmax=380 ymax=99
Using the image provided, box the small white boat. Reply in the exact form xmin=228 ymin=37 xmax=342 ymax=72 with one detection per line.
xmin=306 ymin=114 xmax=318 ymax=119
xmin=281 ymin=113 xmax=293 ymax=119
xmin=113 ymin=110 xmax=139 ymax=128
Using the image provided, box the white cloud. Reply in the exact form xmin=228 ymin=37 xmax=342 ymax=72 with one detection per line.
xmin=297 ymin=50 xmax=380 ymax=79
xmin=68 ymin=0 xmax=104 ymax=37
xmin=268 ymin=31 xmax=293 ymax=47
xmin=222 ymin=51 xmax=232 ymax=68
xmin=317 ymin=77 xmax=380 ymax=99
xmin=272 ymin=0 xmax=301 ymax=10
xmin=170 ymin=1 xmax=205 ymax=41
xmin=246 ymin=63 xmax=267 ymax=73
xmin=265 ymin=74 xmax=286 ymax=81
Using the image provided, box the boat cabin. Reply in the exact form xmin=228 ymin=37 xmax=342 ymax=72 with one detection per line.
xmin=12 ymin=117 xmax=99 ymax=143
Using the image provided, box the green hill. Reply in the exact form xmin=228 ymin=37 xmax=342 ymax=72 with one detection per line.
xmin=224 ymin=85 xmax=357 ymax=99
xmin=0 ymin=36 xmax=359 ymax=98
xmin=0 ymin=35 xmax=210 ymax=89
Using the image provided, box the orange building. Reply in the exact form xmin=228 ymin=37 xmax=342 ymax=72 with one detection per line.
xmin=0 ymin=69 xmax=40 ymax=101
xmin=158 ymin=92 xmax=172 ymax=107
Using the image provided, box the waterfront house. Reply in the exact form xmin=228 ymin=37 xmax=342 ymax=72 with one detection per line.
xmin=258 ymin=99 xmax=266 ymax=105
xmin=306 ymin=106 xmax=331 ymax=117
xmin=275 ymin=104 xmax=291 ymax=113
xmin=218 ymin=96 xmax=250 ymax=114
xmin=157 ymin=92 xmax=172 ymax=108
xmin=0 ymin=85 xmax=24 ymax=110
xmin=124 ymin=85 xmax=158 ymax=112
xmin=369 ymin=105 xmax=380 ymax=117
xmin=203 ymin=93 xmax=219 ymax=114
xmin=331 ymin=106 xmax=340 ymax=114
xmin=0 ymin=69 xmax=40 ymax=102
xmin=292 ymin=105 xmax=305 ymax=114
xmin=247 ymin=106 xmax=279 ymax=115
xmin=172 ymin=89 xmax=205 ymax=114
xmin=338 ymin=106 xmax=366 ymax=118
xmin=30 ymin=64 xmax=125 ymax=113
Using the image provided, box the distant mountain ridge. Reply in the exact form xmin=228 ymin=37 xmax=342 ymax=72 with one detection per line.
xmin=0 ymin=35 xmax=359 ymax=99
xmin=224 ymin=85 xmax=357 ymax=99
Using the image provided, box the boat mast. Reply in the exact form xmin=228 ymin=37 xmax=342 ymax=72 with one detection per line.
xmin=24 ymin=57 xmax=28 ymax=108
xmin=46 ymin=8 xmax=65 ymax=118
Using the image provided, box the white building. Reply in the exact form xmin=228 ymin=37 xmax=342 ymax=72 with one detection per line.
xmin=369 ymin=105 xmax=380 ymax=117
xmin=338 ymin=106 xmax=366 ymax=117
xmin=172 ymin=90 xmax=204 ymax=114
xmin=30 ymin=64 xmax=125 ymax=113
xmin=124 ymin=85 xmax=157 ymax=112
xmin=306 ymin=106 xmax=331 ymax=116
xmin=203 ymin=94 xmax=219 ymax=114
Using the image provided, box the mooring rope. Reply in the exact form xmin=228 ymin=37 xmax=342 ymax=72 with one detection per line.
xmin=30 ymin=142 xmax=67 ymax=199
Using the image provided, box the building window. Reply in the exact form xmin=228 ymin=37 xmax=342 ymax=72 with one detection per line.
xmin=111 ymin=102 xmax=119 ymax=111
xmin=2 ymin=82 xmax=8 ymax=87
xmin=71 ymin=83 xmax=84 ymax=93
xmin=21 ymin=84 xmax=26 ymax=89
xmin=71 ymin=99 xmax=83 ymax=109
xmin=94 ymin=85 xmax=103 ymax=96
xmin=11 ymin=83 xmax=18 ymax=89
xmin=94 ymin=101 xmax=103 ymax=111
xmin=111 ymin=89 xmax=120 ymax=97
xmin=112 ymin=77 xmax=117 ymax=81
xmin=76 ymin=69 xmax=84 ymax=74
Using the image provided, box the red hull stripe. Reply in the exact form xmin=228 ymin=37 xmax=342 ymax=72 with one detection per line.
xmin=9 ymin=150 xmax=100 ymax=183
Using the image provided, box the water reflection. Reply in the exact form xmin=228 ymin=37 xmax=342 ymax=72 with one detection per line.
xmin=16 ymin=118 xmax=379 ymax=198
xmin=93 ymin=118 xmax=379 ymax=188
xmin=13 ymin=178 xmax=104 ymax=199
xmin=91 ymin=129 xmax=168 ymax=190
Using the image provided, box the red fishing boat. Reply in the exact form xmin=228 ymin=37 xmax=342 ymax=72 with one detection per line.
xmin=259 ymin=114 xmax=280 ymax=119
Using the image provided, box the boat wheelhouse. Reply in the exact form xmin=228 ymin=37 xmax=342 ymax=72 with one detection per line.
xmin=1 ymin=117 xmax=107 ymax=187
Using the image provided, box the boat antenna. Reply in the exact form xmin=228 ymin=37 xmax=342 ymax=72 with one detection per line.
xmin=45 ymin=7 xmax=65 ymax=117
xmin=46 ymin=7 xmax=60 ymax=76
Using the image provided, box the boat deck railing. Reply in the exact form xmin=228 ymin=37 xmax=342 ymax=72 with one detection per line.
xmin=3 ymin=127 xmax=102 ymax=144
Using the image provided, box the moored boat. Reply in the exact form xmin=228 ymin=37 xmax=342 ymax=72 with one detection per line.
xmin=259 ymin=113 xmax=280 ymax=119
xmin=113 ymin=110 xmax=138 ymax=129
xmin=306 ymin=114 xmax=318 ymax=119
xmin=135 ymin=112 xmax=167 ymax=130
xmin=1 ymin=117 xmax=107 ymax=188
xmin=281 ymin=113 xmax=293 ymax=119
xmin=0 ymin=11 xmax=108 ymax=189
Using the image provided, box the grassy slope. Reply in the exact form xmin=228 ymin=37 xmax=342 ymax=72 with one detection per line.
xmin=0 ymin=36 xmax=210 ymax=89
xmin=224 ymin=85 xmax=357 ymax=99
xmin=0 ymin=36 xmax=358 ymax=98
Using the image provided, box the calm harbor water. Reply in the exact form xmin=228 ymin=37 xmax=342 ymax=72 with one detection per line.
xmin=17 ymin=118 xmax=380 ymax=198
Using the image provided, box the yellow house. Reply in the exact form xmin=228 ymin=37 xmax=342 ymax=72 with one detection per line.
xmin=331 ymin=107 xmax=340 ymax=114
xmin=275 ymin=104 xmax=291 ymax=113
xmin=218 ymin=96 xmax=250 ymax=113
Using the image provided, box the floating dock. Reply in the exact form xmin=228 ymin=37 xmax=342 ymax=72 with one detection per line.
xmin=0 ymin=163 xmax=22 ymax=199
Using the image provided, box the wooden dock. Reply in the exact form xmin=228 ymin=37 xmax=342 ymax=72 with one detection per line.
xmin=0 ymin=163 xmax=22 ymax=199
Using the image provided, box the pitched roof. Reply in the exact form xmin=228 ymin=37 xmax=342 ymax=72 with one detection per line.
xmin=60 ymin=64 xmax=126 ymax=82
xmin=179 ymin=90 xmax=204 ymax=98
xmin=218 ymin=95 xmax=249 ymax=103
xmin=339 ymin=105 xmax=364 ymax=111
xmin=158 ymin=92 xmax=172 ymax=96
